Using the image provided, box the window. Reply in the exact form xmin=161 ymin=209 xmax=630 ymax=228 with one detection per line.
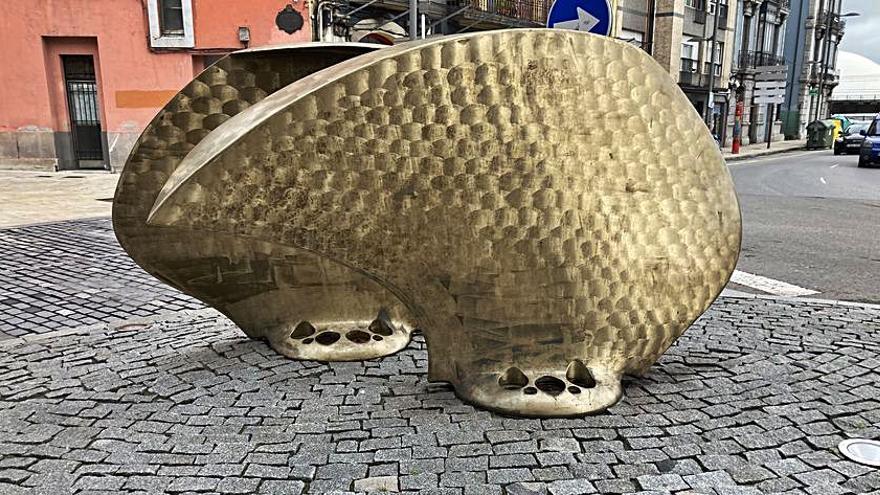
xmin=159 ymin=0 xmax=184 ymax=35
xmin=699 ymin=42 xmax=723 ymax=76
xmin=713 ymin=42 xmax=724 ymax=64
xmin=147 ymin=0 xmax=194 ymax=48
xmin=681 ymin=41 xmax=698 ymax=60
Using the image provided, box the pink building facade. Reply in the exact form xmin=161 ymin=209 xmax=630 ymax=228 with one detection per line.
xmin=0 ymin=0 xmax=311 ymax=171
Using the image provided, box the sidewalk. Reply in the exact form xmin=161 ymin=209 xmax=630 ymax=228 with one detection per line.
xmin=0 ymin=170 xmax=119 ymax=228
xmin=723 ymin=139 xmax=808 ymax=162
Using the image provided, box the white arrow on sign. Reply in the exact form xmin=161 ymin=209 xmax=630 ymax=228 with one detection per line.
xmin=553 ymin=6 xmax=600 ymax=32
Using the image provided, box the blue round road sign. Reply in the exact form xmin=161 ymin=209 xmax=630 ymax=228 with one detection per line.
xmin=546 ymin=0 xmax=612 ymax=36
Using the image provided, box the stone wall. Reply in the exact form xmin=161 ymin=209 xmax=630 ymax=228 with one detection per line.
xmin=0 ymin=128 xmax=58 ymax=171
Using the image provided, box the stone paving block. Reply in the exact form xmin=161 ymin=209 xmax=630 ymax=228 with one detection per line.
xmin=505 ymin=481 xmax=548 ymax=495
xmin=755 ymin=477 xmax=802 ymax=493
xmin=259 ymin=479 xmax=305 ymax=494
xmin=535 ymin=452 xmax=576 ymax=467
xmin=74 ymin=475 xmax=126 ymax=491
xmin=532 ymin=467 xmax=572 ymax=481
xmin=216 ymin=476 xmax=260 ymax=494
xmin=465 ymin=484 xmax=504 ymax=495
xmin=487 ymin=468 xmax=536 ymax=484
xmin=402 ymin=457 xmax=445 ymax=475
xmin=593 ymin=479 xmax=636 ymax=494
xmin=547 ymin=478 xmax=596 ymax=495
xmin=401 ymin=472 xmax=440 ymax=490
xmin=794 ymin=468 xmax=846 ymax=486
xmin=569 ymin=463 xmax=613 ymax=481
xmin=684 ymin=470 xmax=738 ymax=491
xmin=665 ymin=458 xmax=703 ymax=476
xmin=539 ymin=438 xmax=581 ymax=453
xmin=442 ymin=471 xmax=486 ymax=487
xmin=449 ymin=443 xmax=494 ymax=457
xmin=637 ymin=473 xmax=689 ymax=491
xmin=448 ymin=456 xmax=489 ymax=472
xmin=353 ymin=475 xmax=400 ymax=492
xmin=766 ymin=458 xmax=812 ymax=477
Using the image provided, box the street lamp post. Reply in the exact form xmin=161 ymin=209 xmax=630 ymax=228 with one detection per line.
xmin=814 ymin=4 xmax=859 ymax=121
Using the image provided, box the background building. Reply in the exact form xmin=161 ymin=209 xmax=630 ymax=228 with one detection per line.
xmin=781 ymin=0 xmax=847 ymax=138
xmin=728 ymin=0 xmax=790 ymax=146
xmin=0 ymin=0 xmax=311 ymax=172
xmin=0 ymin=0 xmax=853 ymax=173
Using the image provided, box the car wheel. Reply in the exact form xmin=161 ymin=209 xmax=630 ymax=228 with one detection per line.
xmin=834 ymin=147 xmax=841 ymax=155
xmin=858 ymin=157 xmax=866 ymax=168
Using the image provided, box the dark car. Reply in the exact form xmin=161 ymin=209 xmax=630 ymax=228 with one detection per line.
xmin=858 ymin=116 xmax=880 ymax=168
xmin=834 ymin=122 xmax=869 ymax=155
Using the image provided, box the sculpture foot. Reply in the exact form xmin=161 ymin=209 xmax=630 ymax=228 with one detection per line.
xmin=264 ymin=310 xmax=414 ymax=362
xmin=451 ymin=360 xmax=623 ymax=417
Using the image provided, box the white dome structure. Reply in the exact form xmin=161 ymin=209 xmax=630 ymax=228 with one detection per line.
xmin=832 ymin=51 xmax=880 ymax=100
xmin=830 ymin=51 xmax=880 ymax=119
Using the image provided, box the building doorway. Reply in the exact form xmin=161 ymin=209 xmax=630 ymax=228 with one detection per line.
xmin=62 ymin=55 xmax=106 ymax=169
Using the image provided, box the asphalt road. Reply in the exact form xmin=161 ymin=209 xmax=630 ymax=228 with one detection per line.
xmin=729 ymin=149 xmax=880 ymax=304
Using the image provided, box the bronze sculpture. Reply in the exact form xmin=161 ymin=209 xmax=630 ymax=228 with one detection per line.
xmin=115 ymin=30 xmax=741 ymax=416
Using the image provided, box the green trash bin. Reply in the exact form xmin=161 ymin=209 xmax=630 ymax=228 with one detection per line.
xmin=806 ymin=120 xmax=835 ymax=149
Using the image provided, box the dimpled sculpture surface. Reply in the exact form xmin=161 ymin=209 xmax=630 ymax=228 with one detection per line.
xmin=123 ymin=30 xmax=741 ymax=416
xmin=114 ymin=43 xmax=418 ymax=362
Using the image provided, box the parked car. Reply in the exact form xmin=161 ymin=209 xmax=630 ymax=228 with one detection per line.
xmin=858 ymin=116 xmax=880 ymax=168
xmin=834 ymin=122 xmax=869 ymax=155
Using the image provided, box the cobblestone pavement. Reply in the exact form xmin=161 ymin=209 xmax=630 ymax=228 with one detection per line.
xmin=0 ymin=218 xmax=203 ymax=340
xmin=1 ymin=296 xmax=878 ymax=495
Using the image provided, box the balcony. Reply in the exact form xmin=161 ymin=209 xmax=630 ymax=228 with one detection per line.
xmin=738 ymin=50 xmax=785 ymax=68
xmin=679 ymin=58 xmax=723 ymax=89
xmin=453 ymin=0 xmax=551 ymax=28
xmin=807 ymin=63 xmax=841 ymax=87
xmin=340 ymin=0 xmax=548 ymax=31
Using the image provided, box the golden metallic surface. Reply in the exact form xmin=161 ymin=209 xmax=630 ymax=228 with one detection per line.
xmin=121 ymin=30 xmax=741 ymax=416
xmin=113 ymin=43 xmax=417 ymax=362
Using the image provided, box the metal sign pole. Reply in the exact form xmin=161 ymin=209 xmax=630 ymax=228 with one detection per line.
xmin=732 ymin=98 xmax=744 ymax=154
xmin=409 ymin=0 xmax=418 ymax=40
xmin=706 ymin=0 xmax=721 ymax=125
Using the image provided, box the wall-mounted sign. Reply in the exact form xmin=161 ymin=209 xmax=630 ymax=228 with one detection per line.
xmin=276 ymin=4 xmax=304 ymax=34
xmin=546 ymin=0 xmax=612 ymax=36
